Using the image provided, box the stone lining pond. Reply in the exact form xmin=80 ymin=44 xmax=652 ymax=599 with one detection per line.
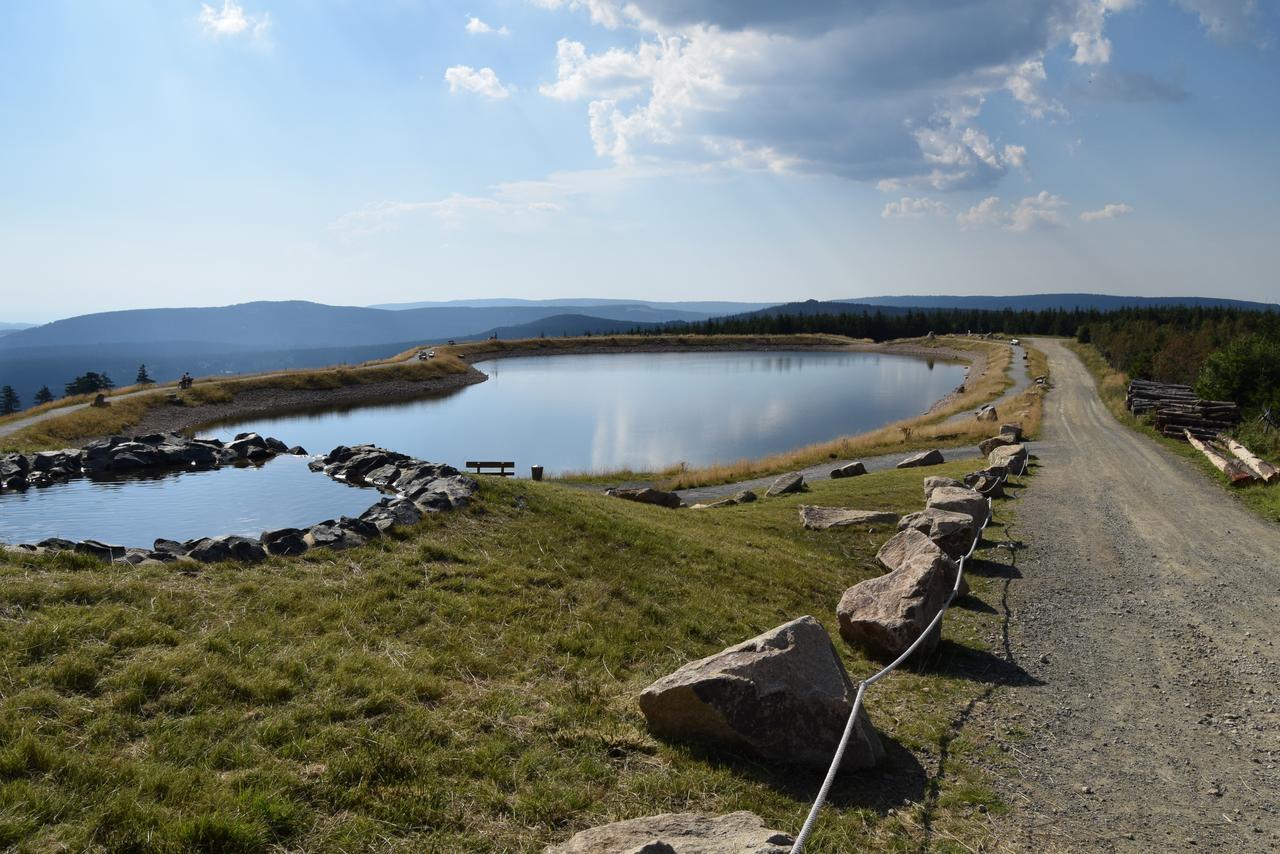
xmin=212 ymin=350 xmax=967 ymax=476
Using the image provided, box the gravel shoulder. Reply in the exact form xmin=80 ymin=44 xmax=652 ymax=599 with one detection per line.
xmin=978 ymin=338 xmax=1280 ymax=852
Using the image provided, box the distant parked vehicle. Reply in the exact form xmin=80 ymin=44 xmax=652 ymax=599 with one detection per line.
xmin=1010 ymin=338 xmax=1021 ymax=345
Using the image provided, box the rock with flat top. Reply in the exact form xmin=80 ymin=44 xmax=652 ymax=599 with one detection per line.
xmin=896 ymin=449 xmax=944 ymax=469
xmin=999 ymin=423 xmax=1023 ymax=441
xmin=639 ymin=615 xmax=883 ymax=770
xmin=800 ymin=506 xmax=899 ymax=530
xmin=963 ymin=468 xmax=1004 ymax=498
xmin=840 ymin=535 xmax=954 ymax=658
xmin=925 ymin=485 xmax=989 ymax=529
xmin=879 ymin=527 xmax=968 ymax=595
xmin=543 ymin=811 xmax=794 ymax=854
xmin=988 ymin=443 xmax=1028 ymax=472
xmin=978 ymin=434 xmax=1019 ymax=456
xmin=691 ymin=490 xmax=757 ymax=510
xmin=764 ymin=472 xmax=805 ymax=497
xmin=605 ymin=486 xmax=682 ymax=509
xmin=922 ymin=476 xmax=964 ymax=502
xmin=897 ymin=509 xmax=977 ymax=562
xmin=830 ymin=461 xmax=866 ymax=479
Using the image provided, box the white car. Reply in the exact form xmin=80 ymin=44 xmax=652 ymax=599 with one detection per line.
xmin=1010 ymin=338 xmax=1020 ymax=345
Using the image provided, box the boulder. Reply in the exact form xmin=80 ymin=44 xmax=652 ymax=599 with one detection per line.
xmin=896 ymin=510 xmax=977 ymax=562
xmin=830 ymin=461 xmax=866 ymax=479
xmin=152 ymin=539 xmax=188 ymax=558
xmin=975 ymin=405 xmax=998 ymax=422
xmin=764 ymin=472 xmax=805 ymax=497
xmin=988 ymin=443 xmax=1028 ymax=472
xmin=879 ymin=527 xmax=969 ymax=595
xmin=838 ymin=541 xmax=954 ymax=659
xmin=304 ymin=522 xmax=365 ymax=552
xmin=605 ymin=487 xmax=682 ymax=509
xmin=978 ymin=434 xmax=1019 ymax=456
xmin=184 ymin=535 xmax=266 ymax=563
xmin=543 ymin=811 xmax=794 ymax=854
xmin=360 ymin=497 xmax=424 ymax=532
xmin=690 ymin=490 xmax=757 ymax=510
xmin=263 ymin=436 xmax=289 ymax=453
xmin=37 ymin=538 xmax=76 ymax=552
xmin=363 ymin=464 xmax=403 ymax=489
xmin=74 ymin=540 xmax=127 ymax=562
xmin=799 ymin=506 xmax=899 ymax=530
xmin=999 ymin=423 xmax=1023 ymax=441
xmin=922 ymin=476 xmax=964 ymax=502
xmin=261 ymin=528 xmax=309 ymax=556
xmin=410 ymin=475 xmax=478 ymax=511
xmin=287 ymin=446 xmax=308 ymax=456
xmin=896 ymin=449 xmax=944 ymax=469
xmin=638 ymin=615 xmax=883 ymax=770
xmin=925 ymin=486 xmax=989 ymax=529
xmin=963 ymin=469 xmax=1005 ymax=498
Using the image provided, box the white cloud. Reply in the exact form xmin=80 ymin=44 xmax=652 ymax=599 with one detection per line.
xmin=882 ymin=197 xmax=949 ymax=219
xmin=444 ymin=65 xmax=514 ymax=99
xmin=199 ymin=0 xmax=270 ymax=41
xmin=958 ymin=191 xmax=1069 ymax=232
xmin=1080 ymin=202 xmax=1133 ymax=221
xmin=1070 ymin=29 xmax=1113 ymax=64
xmin=1173 ymin=0 xmax=1264 ymax=43
xmin=465 ymin=16 xmax=509 ymax=36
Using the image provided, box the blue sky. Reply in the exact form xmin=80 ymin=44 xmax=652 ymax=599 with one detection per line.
xmin=1 ymin=0 xmax=1277 ymax=321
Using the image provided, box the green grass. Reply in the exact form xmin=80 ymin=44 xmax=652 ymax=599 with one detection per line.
xmin=1066 ymin=339 xmax=1280 ymax=523
xmin=0 ymin=461 xmax=1023 ymax=851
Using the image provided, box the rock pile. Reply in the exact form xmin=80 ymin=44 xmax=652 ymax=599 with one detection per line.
xmin=1 ymin=439 xmax=476 ymax=564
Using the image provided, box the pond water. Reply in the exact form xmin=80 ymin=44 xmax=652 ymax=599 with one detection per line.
xmin=0 ymin=455 xmax=378 ymax=547
xmin=213 ymin=350 xmax=966 ymax=476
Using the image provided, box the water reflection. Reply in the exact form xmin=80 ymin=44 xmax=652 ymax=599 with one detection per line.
xmin=214 ymin=350 xmax=964 ymax=476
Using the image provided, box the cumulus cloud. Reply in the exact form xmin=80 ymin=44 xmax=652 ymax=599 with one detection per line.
xmin=465 ymin=16 xmax=509 ymax=35
xmin=882 ymin=197 xmax=949 ymax=219
xmin=958 ymin=191 xmax=1069 ymax=231
xmin=444 ymin=65 xmax=514 ymax=99
xmin=199 ymin=0 xmax=270 ymax=40
xmin=1080 ymin=202 xmax=1133 ymax=221
xmin=530 ymin=1 xmax=1139 ymax=190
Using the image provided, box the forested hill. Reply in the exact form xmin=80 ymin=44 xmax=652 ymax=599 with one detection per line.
xmin=844 ymin=294 xmax=1279 ymax=312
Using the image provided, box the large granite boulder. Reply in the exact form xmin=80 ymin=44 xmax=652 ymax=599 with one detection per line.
xmin=897 ymin=509 xmax=977 ymax=562
xmin=261 ymin=528 xmax=309 ymax=556
xmin=975 ymin=405 xmax=998 ymax=422
xmin=74 ymin=540 xmax=126 ymax=562
xmin=605 ymin=487 xmax=682 ymax=509
xmin=988 ymin=443 xmax=1028 ymax=472
xmin=896 ymin=449 xmax=944 ymax=469
xmin=999 ymin=423 xmax=1023 ymax=441
xmin=925 ymin=485 xmax=989 ymax=529
xmin=304 ymin=522 xmax=366 ymax=552
xmin=638 ymin=615 xmax=883 ymax=769
xmin=839 ymin=534 xmax=954 ymax=659
xmin=963 ymin=468 xmax=1005 ymax=498
xmin=544 ymin=811 xmax=794 ymax=854
xmin=799 ymin=506 xmax=899 ymax=530
xmin=410 ymin=475 xmax=477 ymax=512
xmin=360 ymin=497 xmax=424 ymax=532
xmin=978 ymin=434 xmax=1019 ymax=456
xmin=830 ymin=461 xmax=866 ymax=479
xmin=922 ymin=476 xmax=964 ymax=502
xmin=764 ymin=472 xmax=805 ymax=497
xmin=184 ymin=535 xmax=266 ymax=563
xmin=879 ymin=527 xmax=968 ymax=595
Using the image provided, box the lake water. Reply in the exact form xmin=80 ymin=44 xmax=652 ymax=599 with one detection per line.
xmin=0 ymin=455 xmax=379 ymax=548
xmin=213 ymin=350 xmax=966 ymax=476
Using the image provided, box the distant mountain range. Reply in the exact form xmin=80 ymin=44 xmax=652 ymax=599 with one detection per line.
xmin=2 ymin=293 xmax=1274 ymax=410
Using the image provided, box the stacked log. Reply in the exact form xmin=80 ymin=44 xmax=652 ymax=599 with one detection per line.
xmin=1221 ymin=436 xmax=1280 ymax=484
xmin=1126 ymin=380 xmax=1240 ymax=440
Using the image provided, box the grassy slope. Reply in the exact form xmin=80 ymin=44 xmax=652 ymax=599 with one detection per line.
xmin=0 ymin=463 xmax=1023 ymax=852
xmin=1066 ymin=340 xmax=1280 ymax=523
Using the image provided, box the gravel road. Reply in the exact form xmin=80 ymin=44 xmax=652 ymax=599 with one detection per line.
xmin=979 ymin=338 xmax=1280 ymax=852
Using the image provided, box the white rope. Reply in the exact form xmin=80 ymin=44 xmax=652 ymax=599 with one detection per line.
xmin=790 ymin=451 xmax=1028 ymax=852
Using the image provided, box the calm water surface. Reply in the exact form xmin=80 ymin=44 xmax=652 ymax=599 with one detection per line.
xmin=215 ymin=350 xmax=965 ymax=475
xmin=0 ymin=455 xmax=378 ymax=547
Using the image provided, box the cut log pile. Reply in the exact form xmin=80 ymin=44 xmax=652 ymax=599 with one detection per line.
xmin=1184 ymin=431 xmax=1257 ymax=487
xmin=1126 ymin=380 xmax=1240 ymax=440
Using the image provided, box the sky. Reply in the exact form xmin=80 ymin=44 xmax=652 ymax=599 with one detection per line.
xmin=1 ymin=0 xmax=1278 ymax=321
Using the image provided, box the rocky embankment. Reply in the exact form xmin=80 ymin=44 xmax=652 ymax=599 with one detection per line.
xmin=0 ymin=434 xmax=477 ymax=564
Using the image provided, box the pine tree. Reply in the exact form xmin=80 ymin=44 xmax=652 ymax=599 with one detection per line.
xmin=136 ymin=364 xmax=155 ymax=385
xmin=33 ymin=386 xmax=54 ymax=405
xmin=64 ymin=371 xmax=115 ymax=397
xmin=0 ymin=385 xmax=20 ymax=415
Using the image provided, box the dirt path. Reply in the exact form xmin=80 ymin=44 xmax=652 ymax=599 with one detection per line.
xmin=980 ymin=338 xmax=1280 ymax=852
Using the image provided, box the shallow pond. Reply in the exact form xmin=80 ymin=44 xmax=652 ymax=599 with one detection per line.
xmin=213 ymin=350 xmax=966 ymax=476
xmin=0 ymin=455 xmax=378 ymax=547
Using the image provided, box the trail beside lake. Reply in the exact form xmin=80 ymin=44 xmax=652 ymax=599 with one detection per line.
xmin=979 ymin=338 xmax=1280 ymax=852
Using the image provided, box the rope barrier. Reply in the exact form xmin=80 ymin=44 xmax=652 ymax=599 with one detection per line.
xmin=789 ymin=452 xmax=1028 ymax=852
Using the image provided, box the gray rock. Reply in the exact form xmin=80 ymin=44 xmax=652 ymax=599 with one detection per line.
xmin=543 ymin=811 xmax=794 ymax=854
xmin=764 ymin=472 xmax=805 ymax=497
xmin=690 ymin=490 xmax=758 ymax=510
xmin=305 ymin=522 xmax=365 ymax=551
xmin=830 ymin=461 xmax=866 ymax=479
xmin=799 ymin=506 xmax=899 ymax=530
xmin=878 ymin=527 xmax=968 ymax=596
xmin=925 ymin=485 xmax=989 ymax=529
xmin=261 ymin=528 xmax=309 ymax=556
xmin=897 ymin=509 xmax=977 ymax=561
xmin=360 ymin=497 xmax=423 ymax=532
xmin=922 ymin=475 xmax=964 ymax=502
xmin=840 ymin=532 xmax=954 ymax=658
xmin=978 ymin=434 xmax=1019 ymax=456
xmin=287 ymin=446 xmax=308 ymax=456
xmin=988 ymin=443 xmax=1028 ymax=472
xmin=37 ymin=538 xmax=76 ymax=551
xmin=963 ymin=468 xmax=1005 ymax=498
xmin=74 ymin=540 xmax=127 ymax=561
xmin=410 ymin=475 xmax=477 ymax=512
xmin=184 ymin=535 xmax=266 ymax=563
xmin=975 ymin=405 xmax=998 ymax=422
xmin=638 ymin=615 xmax=883 ymax=769
xmin=605 ymin=487 xmax=683 ymax=509
xmin=999 ymin=423 xmax=1023 ymax=441
xmin=896 ymin=449 xmax=944 ymax=469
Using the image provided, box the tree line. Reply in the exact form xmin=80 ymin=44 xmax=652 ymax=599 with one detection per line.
xmin=0 ymin=364 xmax=156 ymax=415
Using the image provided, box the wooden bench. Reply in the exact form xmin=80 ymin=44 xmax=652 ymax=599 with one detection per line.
xmin=466 ymin=460 xmax=515 ymax=477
